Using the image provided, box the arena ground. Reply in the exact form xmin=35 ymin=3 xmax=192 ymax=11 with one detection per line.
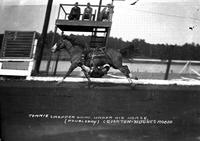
xmin=0 ymin=79 xmax=200 ymax=141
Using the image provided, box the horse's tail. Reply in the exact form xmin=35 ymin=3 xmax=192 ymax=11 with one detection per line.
xmin=119 ymin=47 xmax=127 ymax=58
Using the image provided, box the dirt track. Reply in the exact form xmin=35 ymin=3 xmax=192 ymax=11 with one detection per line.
xmin=0 ymin=80 xmax=200 ymax=141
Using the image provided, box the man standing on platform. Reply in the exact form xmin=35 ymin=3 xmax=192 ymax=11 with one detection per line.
xmin=98 ymin=3 xmax=114 ymax=21
xmin=68 ymin=2 xmax=81 ymax=20
xmin=82 ymin=2 xmax=93 ymax=21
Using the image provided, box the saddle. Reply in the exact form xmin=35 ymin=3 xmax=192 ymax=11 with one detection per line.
xmin=82 ymin=47 xmax=106 ymax=67
xmin=90 ymin=47 xmax=106 ymax=59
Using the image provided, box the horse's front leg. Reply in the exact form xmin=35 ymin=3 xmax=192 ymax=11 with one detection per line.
xmin=57 ymin=63 xmax=77 ymax=84
xmin=80 ymin=65 xmax=92 ymax=88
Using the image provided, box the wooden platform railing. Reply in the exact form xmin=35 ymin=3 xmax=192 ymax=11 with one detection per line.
xmin=58 ymin=4 xmax=113 ymax=22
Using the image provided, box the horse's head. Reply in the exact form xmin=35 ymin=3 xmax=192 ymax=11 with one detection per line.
xmin=51 ymin=38 xmax=73 ymax=53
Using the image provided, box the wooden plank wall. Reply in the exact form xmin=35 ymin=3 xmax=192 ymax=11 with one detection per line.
xmin=0 ymin=31 xmax=35 ymax=58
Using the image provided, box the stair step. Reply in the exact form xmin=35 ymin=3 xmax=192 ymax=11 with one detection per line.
xmin=90 ymin=42 xmax=105 ymax=44
xmin=90 ymin=40 xmax=104 ymax=42
xmin=90 ymin=42 xmax=105 ymax=45
xmin=91 ymin=38 xmax=106 ymax=41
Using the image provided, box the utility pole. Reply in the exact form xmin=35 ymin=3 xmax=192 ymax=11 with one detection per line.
xmin=35 ymin=0 xmax=53 ymax=74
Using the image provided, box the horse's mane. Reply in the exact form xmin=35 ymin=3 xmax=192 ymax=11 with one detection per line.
xmin=63 ymin=34 xmax=89 ymax=50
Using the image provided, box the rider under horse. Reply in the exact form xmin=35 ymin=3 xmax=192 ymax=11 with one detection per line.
xmin=64 ymin=34 xmax=111 ymax=78
xmin=81 ymin=47 xmax=111 ymax=78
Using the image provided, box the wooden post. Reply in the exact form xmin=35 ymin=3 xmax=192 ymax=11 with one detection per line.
xmin=97 ymin=0 xmax=102 ymax=21
xmin=53 ymin=31 xmax=64 ymax=76
xmin=53 ymin=51 xmax=60 ymax=76
xmin=164 ymin=45 xmax=174 ymax=80
xmin=0 ymin=103 xmax=2 ymax=141
xmin=35 ymin=0 xmax=53 ymax=74
xmin=46 ymin=26 xmax=58 ymax=75
xmin=164 ymin=58 xmax=172 ymax=80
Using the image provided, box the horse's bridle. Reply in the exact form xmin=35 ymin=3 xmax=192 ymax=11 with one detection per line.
xmin=63 ymin=39 xmax=73 ymax=51
xmin=55 ymin=39 xmax=73 ymax=52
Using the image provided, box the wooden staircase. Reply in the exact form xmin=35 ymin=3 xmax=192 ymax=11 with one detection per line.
xmin=90 ymin=27 xmax=109 ymax=48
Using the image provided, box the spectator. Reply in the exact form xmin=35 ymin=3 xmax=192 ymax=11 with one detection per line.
xmin=98 ymin=3 xmax=114 ymax=21
xmin=82 ymin=2 xmax=93 ymax=21
xmin=68 ymin=2 xmax=81 ymax=20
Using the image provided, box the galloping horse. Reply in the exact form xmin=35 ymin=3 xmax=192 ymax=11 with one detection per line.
xmin=51 ymin=37 xmax=134 ymax=85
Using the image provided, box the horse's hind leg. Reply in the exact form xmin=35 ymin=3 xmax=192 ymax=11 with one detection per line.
xmin=119 ymin=65 xmax=138 ymax=79
xmin=119 ymin=65 xmax=131 ymax=78
xmin=80 ymin=65 xmax=92 ymax=88
xmin=118 ymin=65 xmax=135 ymax=85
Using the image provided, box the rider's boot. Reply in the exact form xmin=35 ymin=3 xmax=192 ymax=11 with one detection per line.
xmin=101 ymin=64 xmax=110 ymax=75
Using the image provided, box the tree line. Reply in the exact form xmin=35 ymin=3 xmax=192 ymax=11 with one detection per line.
xmin=120 ymin=39 xmax=200 ymax=60
xmin=0 ymin=32 xmax=200 ymax=61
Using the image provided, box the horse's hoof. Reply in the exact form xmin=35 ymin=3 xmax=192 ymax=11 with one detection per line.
xmin=129 ymin=73 xmax=133 ymax=78
xmin=130 ymin=83 xmax=136 ymax=88
xmin=88 ymin=84 xmax=93 ymax=89
xmin=85 ymin=84 xmax=91 ymax=89
xmin=86 ymin=83 xmax=95 ymax=89
xmin=57 ymin=80 xmax=64 ymax=85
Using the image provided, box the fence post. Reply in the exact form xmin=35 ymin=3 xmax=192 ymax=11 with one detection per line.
xmin=164 ymin=45 xmax=174 ymax=80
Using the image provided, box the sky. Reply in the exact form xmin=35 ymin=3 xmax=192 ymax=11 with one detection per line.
xmin=0 ymin=0 xmax=200 ymax=45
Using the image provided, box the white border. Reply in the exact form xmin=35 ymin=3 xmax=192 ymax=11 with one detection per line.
xmin=26 ymin=76 xmax=200 ymax=86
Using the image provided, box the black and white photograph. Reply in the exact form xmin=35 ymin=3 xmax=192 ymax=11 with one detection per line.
xmin=0 ymin=0 xmax=200 ymax=141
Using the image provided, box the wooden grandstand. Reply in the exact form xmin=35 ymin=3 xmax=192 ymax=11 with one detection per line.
xmin=0 ymin=31 xmax=37 ymax=77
